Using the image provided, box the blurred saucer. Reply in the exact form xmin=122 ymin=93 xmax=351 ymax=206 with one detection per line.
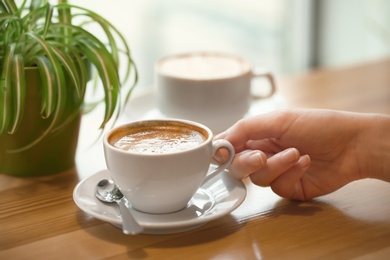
xmin=73 ymin=167 xmax=246 ymax=235
xmin=123 ymin=91 xmax=232 ymax=133
xmin=124 ymin=90 xmax=166 ymax=121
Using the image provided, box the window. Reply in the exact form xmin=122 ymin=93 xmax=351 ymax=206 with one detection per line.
xmin=75 ymin=0 xmax=312 ymax=89
xmin=75 ymin=0 xmax=390 ymax=89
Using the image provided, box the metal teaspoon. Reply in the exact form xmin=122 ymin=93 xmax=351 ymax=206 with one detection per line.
xmin=95 ymin=179 xmax=143 ymax=235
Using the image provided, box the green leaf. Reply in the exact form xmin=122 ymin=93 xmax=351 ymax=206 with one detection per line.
xmin=35 ymin=56 xmax=56 ymax=118
xmin=55 ymin=3 xmax=135 ymax=84
xmin=0 ymin=43 xmax=15 ymax=133
xmin=79 ymin=40 xmax=120 ymax=129
xmin=10 ymin=32 xmax=67 ymax=152
xmin=51 ymin=47 xmax=82 ymax=100
xmin=42 ymin=3 xmax=53 ymax=38
xmin=0 ymin=13 xmax=13 ymax=21
xmin=8 ymin=54 xmax=26 ymax=134
xmin=0 ymin=2 xmax=7 ymax=13
xmin=2 ymin=0 xmax=19 ymax=15
xmin=57 ymin=1 xmax=72 ymax=45
xmin=30 ymin=0 xmax=43 ymax=11
xmin=26 ymin=32 xmax=67 ymax=117
xmin=71 ymin=12 xmax=120 ymax=66
xmin=22 ymin=4 xmax=48 ymax=32
xmin=3 ymin=0 xmax=138 ymax=151
xmin=60 ymin=24 xmax=122 ymax=129
xmin=2 ymin=16 xmax=23 ymax=49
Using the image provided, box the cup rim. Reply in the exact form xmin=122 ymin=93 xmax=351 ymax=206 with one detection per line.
xmin=103 ymin=118 xmax=213 ymax=156
xmin=155 ymin=51 xmax=252 ymax=81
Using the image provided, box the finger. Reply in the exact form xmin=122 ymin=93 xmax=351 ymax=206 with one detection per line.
xmin=215 ymin=111 xmax=292 ymax=152
xmin=250 ymin=148 xmax=301 ymax=187
xmin=246 ymin=139 xmax=283 ymax=155
xmin=228 ymin=150 xmax=267 ymax=179
xmin=213 ymin=146 xmax=232 ymax=165
xmin=270 ymin=155 xmax=311 ymax=200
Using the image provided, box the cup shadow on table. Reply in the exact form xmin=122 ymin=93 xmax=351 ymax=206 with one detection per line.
xmin=76 ymin=211 xmax=246 ymax=259
xmin=76 ymin=181 xmax=390 ymax=259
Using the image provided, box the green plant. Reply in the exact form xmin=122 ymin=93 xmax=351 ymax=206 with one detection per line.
xmin=0 ymin=0 xmax=137 ymax=152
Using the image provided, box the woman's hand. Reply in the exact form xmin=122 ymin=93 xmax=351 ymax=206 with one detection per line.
xmin=215 ymin=109 xmax=390 ymax=200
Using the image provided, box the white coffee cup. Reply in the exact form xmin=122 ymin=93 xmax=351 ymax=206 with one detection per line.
xmin=103 ymin=119 xmax=235 ymax=214
xmin=155 ymin=51 xmax=276 ymax=133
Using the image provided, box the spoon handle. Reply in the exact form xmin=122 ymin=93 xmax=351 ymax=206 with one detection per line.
xmin=117 ymin=198 xmax=144 ymax=235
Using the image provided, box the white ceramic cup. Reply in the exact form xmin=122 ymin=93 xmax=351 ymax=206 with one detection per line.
xmin=103 ymin=119 xmax=235 ymax=214
xmin=155 ymin=51 xmax=276 ymax=133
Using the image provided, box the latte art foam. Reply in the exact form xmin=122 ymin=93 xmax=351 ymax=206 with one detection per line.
xmin=113 ymin=127 xmax=206 ymax=154
xmin=158 ymin=54 xmax=249 ymax=80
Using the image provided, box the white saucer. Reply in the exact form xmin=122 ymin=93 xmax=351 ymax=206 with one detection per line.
xmin=73 ymin=168 xmax=246 ymax=235
xmin=123 ymin=91 xmax=285 ymax=133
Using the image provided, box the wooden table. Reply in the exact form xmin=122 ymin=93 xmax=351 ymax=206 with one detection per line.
xmin=1 ymin=58 xmax=390 ymax=259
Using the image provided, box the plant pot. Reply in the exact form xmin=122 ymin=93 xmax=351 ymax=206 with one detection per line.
xmin=0 ymin=67 xmax=82 ymax=177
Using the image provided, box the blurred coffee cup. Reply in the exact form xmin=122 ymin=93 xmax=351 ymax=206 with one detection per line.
xmin=155 ymin=51 xmax=276 ymax=133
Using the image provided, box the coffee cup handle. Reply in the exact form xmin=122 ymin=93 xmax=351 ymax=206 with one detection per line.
xmin=201 ymin=139 xmax=235 ymax=185
xmin=251 ymin=68 xmax=277 ymax=99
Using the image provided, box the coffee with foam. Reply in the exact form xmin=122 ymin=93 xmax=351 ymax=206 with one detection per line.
xmin=158 ymin=53 xmax=250 ymax=80
xmin=109 ymin=122 xmax=208 ymax=154
xmin=103 ymin=119 xmax=235 ymax=214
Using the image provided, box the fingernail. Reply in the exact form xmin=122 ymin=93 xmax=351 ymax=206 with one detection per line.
xmin=214 ymin=153 xmax=224 ymax=163
xmin=280 ymin=148 xmax=299 ymax=163
xmin=248 ymin=151 xmax=265 ymax=166
xmin=298 ymin=154 xmax=310 ymax=168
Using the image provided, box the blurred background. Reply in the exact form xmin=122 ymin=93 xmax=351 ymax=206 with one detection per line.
xmin=74 ymin=0 xmax=390 ymax=90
